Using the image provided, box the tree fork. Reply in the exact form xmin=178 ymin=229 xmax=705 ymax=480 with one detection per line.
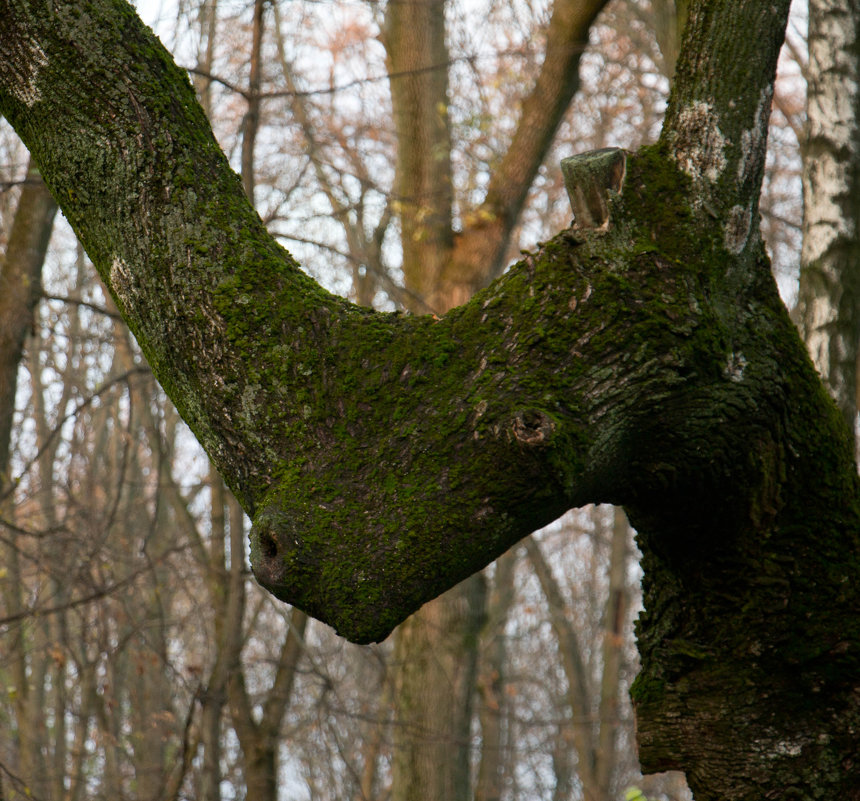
xmin=2 ymin=0 xmax=859 ymax=797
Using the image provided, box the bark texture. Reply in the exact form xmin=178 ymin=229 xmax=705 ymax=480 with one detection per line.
xmin=1 ymin=0 xmax=859 ymax=798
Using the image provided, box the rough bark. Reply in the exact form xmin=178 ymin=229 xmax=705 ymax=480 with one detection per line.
xmin=0 ymin=0 xmax=615 ymax=645
xmin=1 ymin=0 xmax=859 ymax=797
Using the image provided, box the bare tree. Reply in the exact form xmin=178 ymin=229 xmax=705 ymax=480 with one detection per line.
xmin=2 ymin=0 xmax=858 ymax=798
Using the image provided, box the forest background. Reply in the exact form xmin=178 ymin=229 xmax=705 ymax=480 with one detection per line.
xmin=0 ymin=0 xmax=809 ymax=799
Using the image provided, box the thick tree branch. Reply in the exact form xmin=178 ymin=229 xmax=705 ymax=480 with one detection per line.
xmin=0 ymin=0 xmax=801 ymax=643
xmin=3 ymin=0 xmax=860 ymax=797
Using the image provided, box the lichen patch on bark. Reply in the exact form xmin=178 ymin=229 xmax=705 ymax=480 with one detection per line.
xmin=0 ymin=32 xmax=47 ymax=107
xmin=670 ymin=101 xmax=727 ymax=184
xmin=724 ymin=204 xmax=753 ymax=254
xmin=110 ymin=255 xmax=135 ymax=309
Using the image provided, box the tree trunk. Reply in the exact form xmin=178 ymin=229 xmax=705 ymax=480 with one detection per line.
xmin=2 ymin=0 xmax=860 ymax=797
xmin=382 ymin=0 xmax=453 ymax=314
xmin=240 ymin=0 xmax=265 ymax=206
xmin=0 ymin=161 xmax=57 ymax=801
xmin=391 ymin=576 xmax=486 ymax=801
xmin=594 ymin=508 xmax=630 ymax=797
xmin=651 ymin=0 xmax=690 ymax=79
xmin=797 ymin=0 xmax=860 ymax=446
xmin=0 ymin=160 xmax=56 ymax=490
xmin=474 ymin=549 xmax=516 ymax=801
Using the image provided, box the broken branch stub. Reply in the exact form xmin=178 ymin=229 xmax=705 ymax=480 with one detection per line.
xmin=561 ymin=147 xmax=627 ymax=230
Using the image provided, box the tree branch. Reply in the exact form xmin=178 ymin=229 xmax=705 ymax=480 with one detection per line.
xmin=0 ymin=0 xmax=800 ymax=646
xmin=5 ymin=1 xmax=860 ymax=796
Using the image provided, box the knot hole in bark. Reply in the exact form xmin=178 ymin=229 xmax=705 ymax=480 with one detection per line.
xmin=249 ymin=512 xmax=287 ymax=588
xmin=259 ymin=527 xmax=278 ymax=559
xmin=560 ymin=147 xmax=627 ymax=230
xmin=512 ymin=410 xmax=554 ymax=446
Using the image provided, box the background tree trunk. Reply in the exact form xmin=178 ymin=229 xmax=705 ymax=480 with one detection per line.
xmin=0 ymin=160 xmax=56 ymax=491
xmin=798 ymin=0 xmax=860 ymax=448
xmin=473 ymin=550 xmax=515 ymax=801
xmin=0 ymin=159 xmax=56 ymax=801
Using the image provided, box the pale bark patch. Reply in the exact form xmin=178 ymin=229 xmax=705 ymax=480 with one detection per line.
xmin=803 ymin=294 xmax=843 ymax=386
xmin=724 ymin=204 xmax=752 ymax=254
xmin=807 ymin=1 xmax=859 ymax=153
xmin=737 ymin=86 xmax=772 ymax=185
xmin=0 ymin=35 xmax=47 ymax=107
xmin=801 ymin=153 xmax=856 ymax=263
xmin=723 ymin=351 xmax=747 ymax=383
xmin=110 ymin=256 xmax=135 ymax=309
xmin=801 ymin=1 xmax=860 ymax=265
xmin=671 ymin=101 xmax=727 ymax=183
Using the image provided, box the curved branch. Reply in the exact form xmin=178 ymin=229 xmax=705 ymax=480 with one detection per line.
xmin=6 ymin=5 xmax=860 ymax=797
xmin=0 ymin=0 xmax=799 ymax=646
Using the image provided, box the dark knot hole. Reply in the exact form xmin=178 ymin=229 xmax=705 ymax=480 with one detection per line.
xmin=259 ymin=528 xmax=278 ymax=560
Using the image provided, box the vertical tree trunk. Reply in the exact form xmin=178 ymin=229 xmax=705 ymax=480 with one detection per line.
xmin=383 ymin=0 xmax=454 ymax=313
xmin=0 ymin=161 xmax=56 ymax=801
xmin=797 ymin=0 xmax=860 ymax=447
xmin=651 ymin=0 xmax=690 ymax=79
xmin=198 ymin=469 xmax=244 ymax=801
xmin=391 ymin=576 xmax=486 ymax=801
xmin=474 ymin=550 xmax=516 ymax=801
xmin=193 ymin=0 xmax=219 ymax=120
xmin=594 ymin=508 xmax=631 ymax=797
xmin=241 ymin=0 xmax=266 ymax=206
xmin=352 ymin=673 xmax=391 ymax=801
xmin=0 ymin=160 xmax=56 ymax=490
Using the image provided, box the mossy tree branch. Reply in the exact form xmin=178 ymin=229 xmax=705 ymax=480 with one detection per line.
xmin=1 ymin=0 xmax=859 ymax=797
